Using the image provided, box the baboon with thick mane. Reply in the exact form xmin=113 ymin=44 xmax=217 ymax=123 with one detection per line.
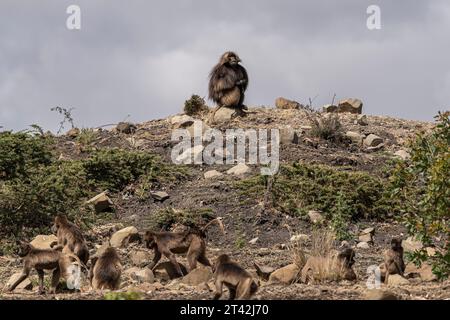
xmin=89 ymin=244 xmax=122 ymax=290
xmin=209 ymin=51 xmax=248 ymax=110
xmin=212 ymin=254 xmax=258 ymax=300
xmin=52 ymin=214 xmax=89 ymax=265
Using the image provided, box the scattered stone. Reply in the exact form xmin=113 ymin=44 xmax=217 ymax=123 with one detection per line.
xmin=364 ymin=289 xmax=398 ymax=300
xmin=307 ymin=210 xmax=324 ymax=224
xmin=345 ymin=131 xmax=364 ymax=144
xmin=170 ymin=115 xmax=194 ymax=127
xmin=394 ymin=150 xmax=411 ymax=160
xmin=204 ymin=170 xmax=223 ymax=179
xmin=364 ymin=134 xmax=384 ymax=147
xmin=405 ymin=263 xmax=437 ymax=282
xmin=280 ymin=126 xmax=300 ymax=144
xmin=338 ymin=98 xmax=363 ymax=114
xmin=227 ymin=163 xmax=251 ymax=176
xmin=290 ymin=234 xmax=309 ymax=242
xmin=181 ymin=266 xmax=213 ymax=286
xmin=187 ymin=121 xmax=211 ymax=137
xmin=355 ymin=115 xmax=369 ymax=126
xmin=249 ymin=237 xmax=259 ymax=245
xmin=212 ymin=107 xmax=244 ymax=123
xmin=116 ymin=122 xmax=137 ymax=134
xmin=361 ymin=227 xmax=375 ymax=235
xmin=176 ymin=145 xmax=204 ymax=164
xmin=253 ymin=263 xmax=275 ymax=281
xmin=129 ymin=250 xmax=152 ymax=267
xmin=357 ymin=242 xmax=370 ymax=249
xmin=66 ymin=128 xmax=80 ymax=138
xmin=125 ymin=267 xmax=155 ymax=283
xmin=86 ymin=192 xmax=114 ymax=213
xmin=323 ymin=104 xmax=338 ymax=113
xmin=359 ymin=234 xmax=373 ymax=243
xmin=151 ymin=191 xmax=169 ymax=202
xmin=5 ymin=273 xmax=33 ymax=291
xmin=387 ymin=274 xmax=410 ymax=286
xmin=402 ymin=237 xmax=423 ymax=253
xmin=154 ymin=262 xmax=188 ymax=280
xmin=366 ymin=143 xmax=385 ymax=152
xmin=275 ymin=97 xmax=303 ymax=110
xmin=110 ymin=226 xmax=139 ymax=248
xmin=30 ymin=235 xmax=58 ymax=250
xmin=269 ymin=264 xmax=300 ymax=284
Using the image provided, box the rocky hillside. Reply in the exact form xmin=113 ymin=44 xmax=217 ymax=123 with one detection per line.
xmin=1 ymin=101 xmax=448 ymax=300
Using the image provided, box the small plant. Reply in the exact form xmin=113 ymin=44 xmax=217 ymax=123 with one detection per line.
xmin=184 ymin=95 xmax=208 ymax=116
xmin=235 ymin=234 xmax=246 ymax=249
xmin=309 ymin=113 xmax=344 ymax=143
xmin=144 ymin=207 xmax=216 ymax=231
xmin=104 ymin=291 xmax=142 ymax=300
xmin=51 ymin=106 xmax=75 ymax=134
xmin=76 ymin=128 xmax=98 ymax=147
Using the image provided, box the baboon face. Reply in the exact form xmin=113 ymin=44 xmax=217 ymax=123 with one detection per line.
xmin=144 ymin=231 xmax=155 ymax=249
xmin=221 ymin=52 xmax=241 ymax=66
xmin=213 ymin=254 xmax=230 ymax=272
xmin=17 ymin=242 xmax=31 ymax=257
xmin=390 ymin=238 xmax=402 ymax=250
xmin=52 ymin=214 xmax=67 ymax=233
xmin=338 ymin=248 xmax=355 ymax=268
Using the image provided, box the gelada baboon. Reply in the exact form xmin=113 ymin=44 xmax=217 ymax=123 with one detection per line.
xmin=383 ymin=238 xmax=405 ymax=284
xmin=212 ymin=254 xmax=258 ymax=300
xmin=301 ymin=248 xmax=357 ymax=283
xmin=89 ymin=244 xmax=122 ymax=290
xmin=144 ymin=218 xmax=224 ymax=277
xmin=52 ymin=214 xmax=89 ymax=265
xmin=7 ymin=242 xmax=81 ymax=294
xmin=209 ymin=51 xmax=248 ymax=110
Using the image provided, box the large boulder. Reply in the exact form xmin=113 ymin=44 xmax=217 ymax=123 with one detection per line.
xmin=323 ymin=104 xmax=338 ymax=113
xmin=364 ymin=134 xmax=384 ymax=148
xmin=4 ymin=273 xmax=33 ymax=291
xmin=154 ymin=262 xmax=188 ymax=280
xmin=204 ymin=170 xmax=223 ymax=179
xmin=150 ymin=191 xmax=169 ymax=202
xmin=86 ymin=192 xmax=114 ymax=213
xmin=30 ymin=235 xmax=58 ymax=250
xmin=129 ymin=250 xmax=152 ymax=267
xmin=387 ymin=274 xmax=410 ymax=286
xmin=405 ymin=262 xmax=437 ymax=282
xmin=275 ymin=97 xmax=303 ymax=110
xmin=364 ymin=289 xmax=398 ymax=300
xmin=338 ymin=99 xmax=363 ymax=114
xmin=110 ymin=226 xmax=139 ymax=248
xmin=181 ymin=266 xmax=213 ymax=286
xmin=345 ymin=131 xmax=364 ymax=144
xmin=170 ymin=115 xmax=194 ymax=127
xmin=269 ymin=264 xmax=300 ymax=284
xmin=124 ymin=267 xmax=155 ymax=283
xmin=227 ymin=163 xmax=251 ymax=176
xmin=212 ymin=107 xmax=244 ymax=123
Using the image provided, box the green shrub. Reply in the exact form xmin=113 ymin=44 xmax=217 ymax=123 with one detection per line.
xmin=104 ymin=291 xmax=142 ymax=300
xmin=309 ymin=114 xmax=344 ymax=143
xmin=390 ymin=112 xmax=449 ymax=279
xmin=144 ymin=207 xmax=215 ymax=230
xmin=184 ymin=95 xmax=208 ymax=116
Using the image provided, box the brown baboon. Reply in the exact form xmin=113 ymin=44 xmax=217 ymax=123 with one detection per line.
xmin=144 ymin=218 xmax=224 ymax=277
xmin=208 ymin=51 xmax=248 ymax=110
xmin=7 ymin=242 xmax=80 ymax=294
xmin=89 ymin=245 xmax=122 ymax=290
xmin=52 ymin=214 xmax=89 ymax=265
xmin=301 ymin=248 xmax=357 ymax=283
xmin=383 ymin=238 xmax=405 ymax=284
xmin=212 ymin=254 xmax=258 ymax=300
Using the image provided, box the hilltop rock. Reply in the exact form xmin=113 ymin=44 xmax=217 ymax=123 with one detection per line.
xmin=275 ymin=97 xmax=303 ymax=110
xmin=212 ymin=107 xmax=245 ymax=123
xmin=86 ymin=192 xmax=113 ymax=213
xmin=116 ymin=122 xmax=137 ymax=134
xmin=345 ymin=131 xmax=364 ymax=144
xmin=364 ymin=134 xmax=384 ymax=147
xmin=338 ymin=98 xmax=363 ymax=114
xmin=355 ymin=115 xmax=369 ymax=126
xmin=323 ymin=104 xmax=338 ymax=113
xmin=170 ymin=115 xmax=194 ymax=128
xmin=110 ymin=226 xmax=139 ymax=248
xmin=30 ymin=235 xmax=58 ymax=250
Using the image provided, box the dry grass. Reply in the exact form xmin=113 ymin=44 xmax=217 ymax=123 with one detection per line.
xmin=308 ymin=113 xmax=344 ymax=142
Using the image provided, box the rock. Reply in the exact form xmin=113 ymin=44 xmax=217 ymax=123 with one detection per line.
xmin=125 ymin=267 xmax=155 ymax=283
xmin=116 ymin=122 xmax=137 ymax=134
xmin=204 ymin=170 xmax=223 ymax=179
xmin=405 ymin=263 xmax=437 ymax=282
xmin=425 ymin=247 xmax=437 ymax=257
xmin=275 ymin=97 xmax=302 ymax=110
xmin=186 ymin=121 xmax=210 ymax=137
xmin=359 ymin=234 xmax=373 ymax=243
xmin=364 ymin=134 xmax=384 ymax=147
xmin=357 ymin=242 xmax=370 ymax=249
xmin=110 ymin=226 xmax=139 ymax=248
xmin=290 ymin=234 xmax=309 ymax=242
xmin=361 ymin=227 xmax=375 ymax=235
xmin=176 ymin=145 xmax=204 ymax=164
xmin=254 ymin=263 xmax=275 ymax=281
xmin=302 ymin=137 xmax=318 ymax=148
xmin=338 ymin=98 xmax=363 ymax=114
xmin=227 ymin=163 xmax=251 ymax=176
xmin=323 ymin=104 xmax=338 ymax=113
xmin=269 ymin=264 xmax=300 ymax=284
xmin=387 ymin=274 xmax=410 ymax=286
xmin=249 ymin=237 xmax=259 ymax=245
xmin=30 ymin=235 xmax=58 ymax=250
xmin=66 ymin=128 xmax=80 ymax=138
xmin=394 ymin=150 xmax=411 ymax=160
xmin=307 ymin=210 xmax=324 ymax=224
xmin=150 ymin=191 xmax=169 ymax=202
xmin=4 ymin=273 xmax=33 ymax=291
xmin=345 ymin=131 xmax=364 ymax=144
xmin=170 ymin=115 xmax=194 ymax=127
xmin=212 ymin=107 xmax=243 ymax=123
xmin=129 ymin=250 xmax=152 ymax=267
xmin=280 ymin=126 xmax=300 ymax=144
xmin=355 ymin=115 xmax=369 ymax=126
xmin=154 ymin=262 xmax=188 ymax=280
xmin=181 ymin=266 xmax=213 ymax=286
xmin=86 ymin=192 xmax=114 ymax=213
xmin=364 ymin=289 xmax=398 ymax=300
xmin=402 ymin=237 xmax=423 ymax=253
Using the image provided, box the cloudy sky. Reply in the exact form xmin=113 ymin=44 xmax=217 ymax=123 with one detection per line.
xmin=1 ymin=0 xmax=449 ymax=132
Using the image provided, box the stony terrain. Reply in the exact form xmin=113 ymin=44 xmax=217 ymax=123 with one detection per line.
xmin=1 ymin=103 xmax=448 ymax=300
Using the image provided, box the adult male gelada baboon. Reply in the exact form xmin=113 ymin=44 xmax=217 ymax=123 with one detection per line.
xmin=89 ymin=244 xmax=122 ymax=290
xmin=383 ymin=238 xmax=405 ymax=284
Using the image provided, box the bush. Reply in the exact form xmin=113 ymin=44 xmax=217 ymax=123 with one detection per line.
xmin=184 ymin=95 xmax=208 ymax=116
xmin=144 ymin=207 xmax=215 ymax=231
xmin=390 ymin=112 xmax=449 ymax=279
xmin=309 ymin=114 xmax=344 ymax=143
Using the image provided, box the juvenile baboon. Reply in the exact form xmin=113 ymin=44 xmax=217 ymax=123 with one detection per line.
xmin=383 ymin=238 xmax=405 ymax=284
xmin=7 ymin=242 xmax=81 ymax=294
xmin=144 ymin=218 xmax=224 ymax=277
xmin=301 ymin=248 xmax=357 ymax=283
xmin=89 ymin=245 xmax=122 ymax=290
xmin=209 ymin=51 xmax=248 ymax=110
xmin=212 ymin=254 xmax=258 ymax=300
xmin=52 ymin=214 xmax=89 ymax=264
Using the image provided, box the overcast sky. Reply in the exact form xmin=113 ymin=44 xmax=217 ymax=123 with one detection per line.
xmin=1 ymin=0 xmax=449 ymax=132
